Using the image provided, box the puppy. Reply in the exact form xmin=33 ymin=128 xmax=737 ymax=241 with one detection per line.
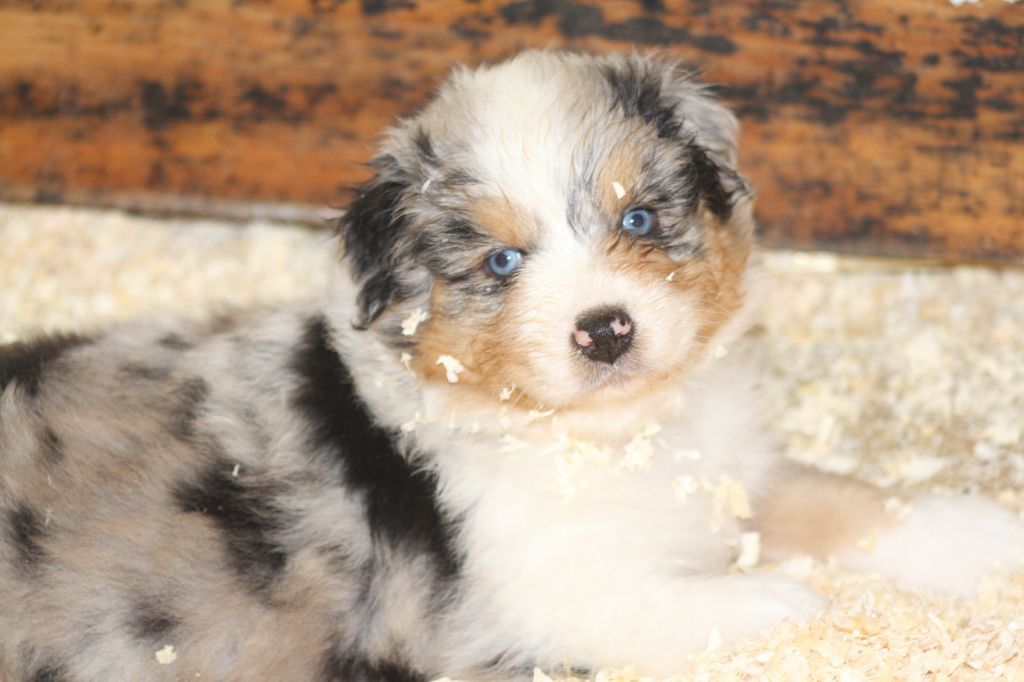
xmin=2 ymin=51 xmax=1022 ymax=681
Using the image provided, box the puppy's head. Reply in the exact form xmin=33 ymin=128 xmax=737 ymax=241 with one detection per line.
xmin=340 ymin=51 xmax=755 ymax=411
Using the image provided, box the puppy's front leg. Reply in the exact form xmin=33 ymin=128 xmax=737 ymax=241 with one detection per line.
xmin=754 ymin=465 xmax=1024 ymax=596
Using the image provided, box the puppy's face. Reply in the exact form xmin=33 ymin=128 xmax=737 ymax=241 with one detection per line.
xmin=342 ymin=52 xmax=755 ymax=411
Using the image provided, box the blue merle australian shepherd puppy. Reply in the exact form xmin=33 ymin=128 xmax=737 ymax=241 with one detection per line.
xmin=2 ymin=51 xmax=1023 ymax=681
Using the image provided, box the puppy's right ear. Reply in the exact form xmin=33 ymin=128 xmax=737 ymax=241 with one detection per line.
xmin=339 ymin=157 xmax=413 ymax=329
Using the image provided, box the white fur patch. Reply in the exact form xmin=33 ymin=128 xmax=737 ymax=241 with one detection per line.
xmin=841 ymin=494 xmax=1024 ymax=597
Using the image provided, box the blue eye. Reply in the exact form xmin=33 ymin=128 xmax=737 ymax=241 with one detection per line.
xmin=487 ymin=248 xmax=523 ymax=277
xmin=621 ymin=208 xmax=656 ymax=236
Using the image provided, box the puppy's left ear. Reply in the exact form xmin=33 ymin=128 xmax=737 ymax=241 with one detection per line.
xmin=657 ymin=57 xmax=752 ymax=221
xmin=339 ymin=157 xmax=418 ymax=329
xmin=604 ymin=54 xmax=751 ymax=221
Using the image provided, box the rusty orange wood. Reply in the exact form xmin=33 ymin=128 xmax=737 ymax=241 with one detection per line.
xmin=0 ymin=1 xmax=1021 ymax=261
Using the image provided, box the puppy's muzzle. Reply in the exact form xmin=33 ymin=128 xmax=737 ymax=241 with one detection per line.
xmin=573 ymin=306 xmax=634 ymax=365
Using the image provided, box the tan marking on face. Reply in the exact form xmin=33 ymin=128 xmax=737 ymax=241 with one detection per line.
xmin=595 ymin=208 xmax=752 ymax=365
xmin=689 ymin=212 xmax=753 ymax=349
xmin=472 ymin=196 xmax=535 ymax=249
xmin=412 ymin=194 xmax=754 ymax=413
xmin=410 ymin=278 xmax=551 ymax=410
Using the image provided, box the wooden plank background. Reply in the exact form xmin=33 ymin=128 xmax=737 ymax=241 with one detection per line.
xmin=0 ymin=1 xmax=1021 ymax=261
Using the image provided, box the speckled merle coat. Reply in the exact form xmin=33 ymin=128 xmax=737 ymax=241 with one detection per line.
xmin=4 ymin=51 xmax=1024 ymax=682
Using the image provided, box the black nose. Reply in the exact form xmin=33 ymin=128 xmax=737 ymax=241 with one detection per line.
xmin=572 ymin=307 xmax=634 ymax=365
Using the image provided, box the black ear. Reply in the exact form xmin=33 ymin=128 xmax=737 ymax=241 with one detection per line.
xmin=339 ymin=166 xmax=411 ymax=328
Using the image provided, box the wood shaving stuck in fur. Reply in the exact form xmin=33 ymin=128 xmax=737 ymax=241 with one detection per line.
xmin=401 ymin=308 xmax=429 ymax=336
xmin=611 ymin=181 xmax=626 ymax=200
xmin=622 ymin=422 xmax=661 ymax=472
xmin=6 ymin=206 xmax=1024 ymax=681
xmin=734 ymin=531 xmax=762 ymax=570
xmin=708 ymin=474 xmax=752 ymax=521
xmin=435 ymin=355 xmax=465 ymax=383
xmin=527 ymin=408 xmax=556 ymax=423
xmin=883 ymin=496 xmax=913 ymax=522
xmin=672 ymin=475 xmax=699 ymax=503
xmin=551 ymin=435 xmax=612 ymax=501
xmin=155 ymin=645 xmax=177 ymax=665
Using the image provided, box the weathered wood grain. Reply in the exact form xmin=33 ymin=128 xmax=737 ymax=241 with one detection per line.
xmin=0 ymin=1 xmax=1021 ymax=260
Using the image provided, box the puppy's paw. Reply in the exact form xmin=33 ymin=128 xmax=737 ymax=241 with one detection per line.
xmin=713 ymin=574 xmax=827 ymax=642
xmin=842 ymin=494 xmax=1024 ymax=597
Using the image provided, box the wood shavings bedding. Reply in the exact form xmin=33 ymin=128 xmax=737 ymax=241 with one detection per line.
xmin=3 ymin=203 xmax=1023 ymax=680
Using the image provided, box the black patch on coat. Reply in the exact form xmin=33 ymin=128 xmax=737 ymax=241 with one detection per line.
xmin=0 ymin=332 xmax=90 ymax=397
xmin=27 ymin=661 xmax=70 ymax=682
xmin=339 ymin=170 xmax=413 ymax=327
xmin=128 ymin=600 xmax=179 ymax=641
xmin=170 ymin=378 xmax=209 ymax=441
xmin=320 ymin=650 xmax=426 ymax=682
xmin=601 ymin=61 xmax=680 ymax=140
xmin=290 ymin=316 xmax=462 ymax=579
xmin=174 ymin=460 xmax=291 ymax=596
xmin=8 ymin=503 xmax=47 ymax=569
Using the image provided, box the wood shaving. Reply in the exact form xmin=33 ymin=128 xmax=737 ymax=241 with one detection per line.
xmin=734 ymin=531 xmax=762 ymax=571
xmin=611 ymin=181 xmax=626 ymax=200
xmin=401 ymin=308 xmax=429 ymax=336
xmin=499 ymin=385 xmax=515 ymax=401
xmin=400 ymin=352 xmax=413 ymax=372
xmin=155 ymin=645 xmax=177 ymax=665
xmin=527 ymin=408 xmax=556 ymax=423
xmin=621 ymin=422 xmax=661 ymax=472
xmin=435 ymin=355 xmax=464 ymax=383
xmin=883 ymin=496 xmax=913 ymax=522
xmin=231 ymin=464 xmax=240 ymax=478
xmin=552 ymin=435 xmax=612 ymax=501
xmin=708 ymin=475 xmax=752 ymax=521
xmin=671 ymin=474 xmax=699 ymax=503
xmin=495 ymin=408 xmax=511 ymax=431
